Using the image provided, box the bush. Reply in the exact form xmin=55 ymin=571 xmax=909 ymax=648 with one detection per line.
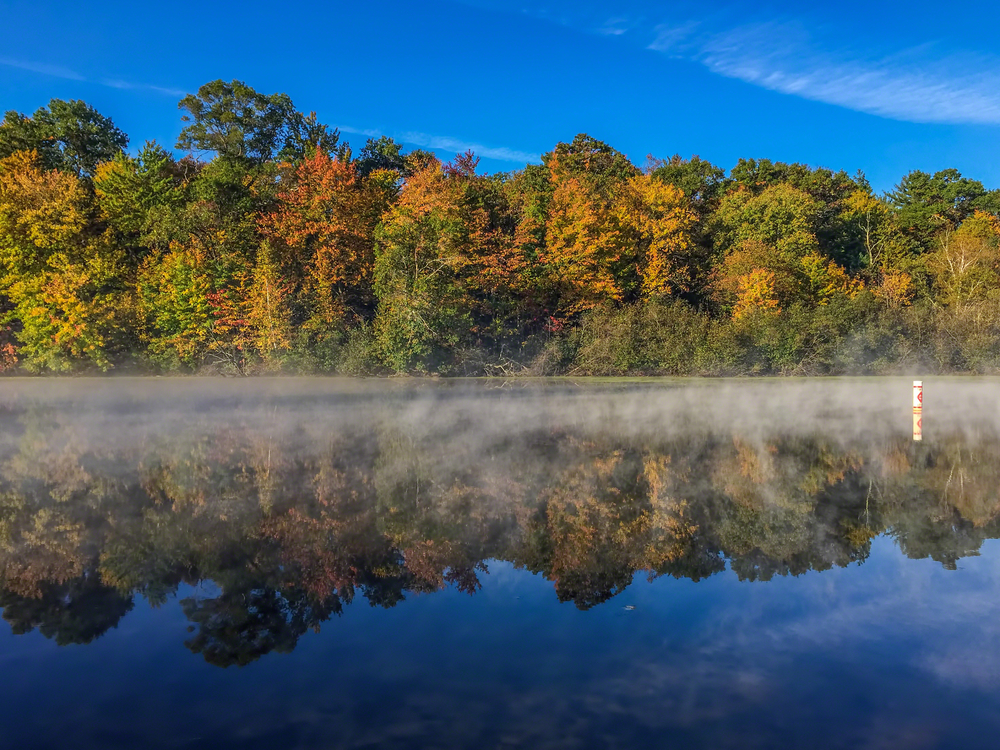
xmin=573 ymin=299 xmax=710 ymax=375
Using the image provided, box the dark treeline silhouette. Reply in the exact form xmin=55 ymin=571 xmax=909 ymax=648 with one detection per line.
xmin=1 ymin=387 xmax=998 ymax=666
xmin=4 ymin=81 xmax=1000 ymax=376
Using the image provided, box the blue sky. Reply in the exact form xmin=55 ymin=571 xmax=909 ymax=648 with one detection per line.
xmin=2 ymin=0 xmax=999 ymax=192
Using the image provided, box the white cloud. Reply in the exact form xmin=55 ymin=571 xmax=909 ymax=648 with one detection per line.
xmin=597 ymin=17 xmax=632 ymax=36
xmin=338 ymin=123 xmax=538 ymax=163
xmin=647 ymin=21 xmax=700 ymax=54
xmin=399 ymin=131 xmax=540 ymax=163
xmin=457 ymin=1 xmax=1000 ymax=126
xmin=101 ymin=78 xmax=186 ymax=98
xmin=693 ymin=22 xmax=1000 ymax=125
xmin=336 ymin=125 xmax=541 ymax=163
xmin=335 ymin=124 xmax=383 ymax=139
xmin=0 ymin=56 xmax=184 ymax=99
xmin=0 ymin=56 xmax=84 ymax=81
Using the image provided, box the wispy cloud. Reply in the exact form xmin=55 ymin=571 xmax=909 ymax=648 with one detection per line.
xmin=691 ymin=22 xmax=1000 ymax=125
xmin=0 ymin=56 xmax=184 ymax=98
xmin=101 ymin=78 xmax=187 ymax=98
xmin=647 ymin=21 xmax=701 ymax=55
xmin=597 ymin=17 xmax=633 ymax=36
xmin=460 ymin=1 xmax=1000 ymax=126
xmin=400 ymin=131 xmax=539 ymax=163
xmin=336 ymin=123 xmax=538 ymax=163
xmin=0 ymin=56 xmax=84 ymax=81
xmin=335 ymin=124 xmax=383 ymax=139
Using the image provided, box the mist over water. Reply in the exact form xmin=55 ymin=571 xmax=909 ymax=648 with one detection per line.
xmin=3 ymin=378 xmax=1000 ymax=749
xmin=2 ymin=374 xmax=996 ymax=436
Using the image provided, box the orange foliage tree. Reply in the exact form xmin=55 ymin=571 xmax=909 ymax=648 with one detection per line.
xmin=261 ymin=151 xmax=393 ymax=341
xmin=373 ymin=152 xmax=533 ymax=371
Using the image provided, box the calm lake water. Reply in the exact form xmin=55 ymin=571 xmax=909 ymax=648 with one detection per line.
xmin=3 ymin=377 xmax=1000 ymax=749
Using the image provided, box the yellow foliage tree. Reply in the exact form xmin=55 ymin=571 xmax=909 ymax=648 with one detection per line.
xmin=843 ymin=189 xmax=909 ymax=272
xmin=799 ymin=252 xmax=864 ymax=304
xmin=542 ymin=176 xmax=623 ymax=314
xmin=712 ymin=239 xmax=797 ymax=314
xmin=0 ymin=150 xmax=125 ymax=371
xmin=927 ymin=211 xmax=1000 ymax=306
xmin=614 ymin=174 xmax=697 ymax=298
xmin=137 ymin=245 xmax=215 ymax=368
xmin=732 ymin=268 xmax=781 ymax=319
xmin=0 ymin=150 xmax=88 ymax=269
xmin=4 ymin=252 xmax=123 ymax=371
xmin=874 ymin=270 xmax=914 ymax=308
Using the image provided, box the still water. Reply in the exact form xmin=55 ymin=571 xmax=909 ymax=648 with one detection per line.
xmin=2 ymin=378 xmax=1000 ymax=749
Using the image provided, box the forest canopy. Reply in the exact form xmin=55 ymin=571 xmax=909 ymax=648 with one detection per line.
xmin=2 ymin=80 xmax=1000 ymax=376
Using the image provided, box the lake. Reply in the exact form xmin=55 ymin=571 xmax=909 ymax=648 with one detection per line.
xmin=2 ymin=377 xmax=1000 ymax=749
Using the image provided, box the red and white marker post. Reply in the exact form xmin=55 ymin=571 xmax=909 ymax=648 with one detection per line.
xmin=913 ymin=380 xmax=923 ymax=441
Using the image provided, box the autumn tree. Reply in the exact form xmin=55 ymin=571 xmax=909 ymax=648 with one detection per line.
xmin=137 ymin=147 xmax=283 ymax=369
xmin=927 ymin=211 xmax=1000 ymax=306
xmin=373 ymin=157 xmax=474 ymax=372
xmin=205 ymin=242 xmax=294 ymax=371
xmin=710 ymin=183 xmax=859 ymax=314
xmin=502 ymin=163 xmax=553 ymax=319
xmin=712 ymin=240 xmax=796 ymax=316
xmin=731 ymin=267 xmax=781 ymax=320
xmin=0 ymin=150 xmax=131 ymax=371
xmin=538 ymin=135 xmax=640 ymax=317
xmin=614 ymin=174 xmax=698 ymax=298
xmin=245 ymin=242 xmax=294 ymax=362
xmin=842 ymin=188 xmax=915 ymax=306
xmin=261 ymin=151 xmax=388 ymax=340
xmin=542 ymin=133 xmax=639 ymax=193
xmin=442 ymin=154 xmax=537 ymax=355
xmin=136 ymin=245 xmax=215 ymax=369
xmin=371 ymin=152 xmax=534 ymax=372
xmin=540 ymin=175 xmax=622 ymax=314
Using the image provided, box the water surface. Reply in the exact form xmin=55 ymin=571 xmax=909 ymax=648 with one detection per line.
xmin=2 ymin=378 xmax=1000 ymax=749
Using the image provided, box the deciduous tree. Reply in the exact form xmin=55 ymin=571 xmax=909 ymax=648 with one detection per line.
xmin=177 ymin=80 xmax=300 ymax=166
xmin=0 ymin=100 xmax=127 ymax=177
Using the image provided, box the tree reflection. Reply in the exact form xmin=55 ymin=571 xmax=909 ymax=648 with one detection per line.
xmin=1 ymin=392 xmax=1000 ymax=663
xmin=0 ymin=574 xmax=133 ymax=645
xmin=181 ymin=586 xmax=342 ymax=667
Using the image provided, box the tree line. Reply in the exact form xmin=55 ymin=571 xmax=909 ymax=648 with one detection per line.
xmin=3 ymin=79 xmax=1000 ymax=375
